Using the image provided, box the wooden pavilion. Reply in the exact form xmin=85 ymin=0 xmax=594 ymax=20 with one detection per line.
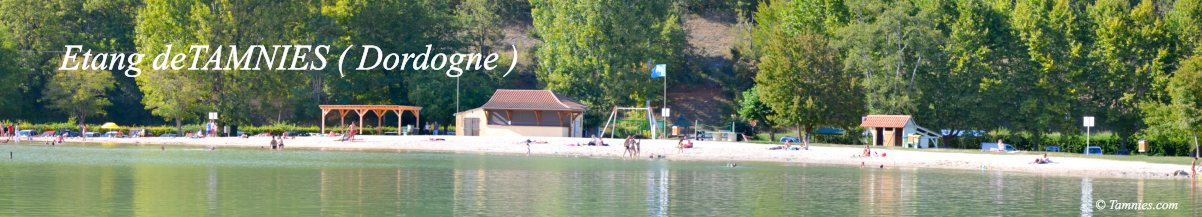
xmin=319 ymin=105 xmax=422 ymax=135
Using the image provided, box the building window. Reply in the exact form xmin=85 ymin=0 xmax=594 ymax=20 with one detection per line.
xmin=487 ymin=110 xmax=564 ymax=127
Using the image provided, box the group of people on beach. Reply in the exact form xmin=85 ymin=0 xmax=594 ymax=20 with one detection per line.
xmin=269 ymin=135 xmax=285 ymax=150
xmin=769 ymin=140 xmax=808 ymax=151
xmin=624 ymin=135 xmax=641 ymax=158
xmin=0 ymin=123 xmax=17 ymax=143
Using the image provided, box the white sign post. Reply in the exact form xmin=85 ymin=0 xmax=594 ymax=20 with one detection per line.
xmin=209 ymin=112 xmax=219 ymax=120
xmin=1084 ymin=116 xmax=1094 ymax=154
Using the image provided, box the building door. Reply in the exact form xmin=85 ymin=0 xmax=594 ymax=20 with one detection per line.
xmin=464 ymin=118 xmax=480 ymax=136
xmin=875 ymin=128 xmax=884 ymax=146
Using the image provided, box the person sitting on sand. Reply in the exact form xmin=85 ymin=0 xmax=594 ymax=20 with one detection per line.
xmin=339 ymin=122 xmax=358 ymax=142
xmin=588 ymin=135 xmax=605 ymax=146
xmin=677 ymin=135 xmax=693 ymax=154
xmin=1031 ymin=153 xmax=1052 ymax=164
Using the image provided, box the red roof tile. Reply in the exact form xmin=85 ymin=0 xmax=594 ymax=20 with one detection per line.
xmin=480 ymin=89 xmax=588 ymax=111
xmin=860 ymin=115 xmax=912 ymax=128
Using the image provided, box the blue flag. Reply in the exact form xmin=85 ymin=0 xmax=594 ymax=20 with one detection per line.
xmin=650 ymin=64 xmax=666 ymax=78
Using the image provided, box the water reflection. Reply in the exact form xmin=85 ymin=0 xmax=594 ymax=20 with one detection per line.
xmin=645 ymin=161 xmax=669 ymax=216
xmin=1080 ymin=177 xmax=1092 ymax=216
xmin=0 ymin=145 xmax=1198 ymax=216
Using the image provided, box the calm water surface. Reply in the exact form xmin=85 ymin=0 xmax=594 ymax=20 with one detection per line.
xmin=0 ymin=143 xmax=1198 ymax=216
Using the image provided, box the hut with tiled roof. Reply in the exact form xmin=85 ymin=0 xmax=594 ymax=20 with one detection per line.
xmin=455 ymin=89 xmax=588 ymax=137
xmin=860 ymin=115 xmax=940 ymax=148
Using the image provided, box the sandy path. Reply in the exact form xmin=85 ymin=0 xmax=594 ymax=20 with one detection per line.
xmin=24 ymin=135 xmax=1197 ymax=179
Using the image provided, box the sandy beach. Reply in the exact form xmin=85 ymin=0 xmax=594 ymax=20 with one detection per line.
xmin=24 ymin=135 xmax=1197 ymax=179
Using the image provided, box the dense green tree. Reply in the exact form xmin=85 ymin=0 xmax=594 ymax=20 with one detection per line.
xmin=42 ymin=62 xmax=114 ymax=134
xmin=836 ymin=0 xmax=945 ymax=115
xmin=925 ymin=0 xmax=1014 ymax=137
xmin=0 ymin=0 xmax=146 ymax=123
xmin=1007 ymin=0 xmax=1091 ymax=144
xmin=0 ymin=26 xmax=23 ymax=116
xmin=1167 ymin=57 xmax=1202 ymax=158
xmin=737 ymin=86 xmax=775 ymax=140
xmin=1089 ymin=0 xmax=1176 ymax=142
xmin=530 ymin=0 xmax=686 ymax=126
xmin=134 ymin=0 xmax=214 ymax=134
xmin=756 ymin=30 xmax=861 ymax=145
xmin=1168 ymin=0 xmax=1202 ymax=57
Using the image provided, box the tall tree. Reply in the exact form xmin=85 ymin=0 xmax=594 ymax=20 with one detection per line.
xmin=1089 ymin=0 xmax=1176 ymax=142
xmin=836 ymin=0 xmax=945 ymax=115
xmin=0 ymin=25 xmax=23 ymax=116
xmin=926 ymin=0 xmax=1015 ymax=137
xmin=1168 ymin=0 xmax=1202 ymax=58
xmin=42 ymin=62 xmax=114 ymax=134
xmin=756 ymin=30 xmax=861 ymax=146
xmin=135 ymin=0 xmax=214 ymax=134
xmin=530 ymin=0 xmax=686 ymax=126
xmin=737 ymin=86 xmax=775 ymax=141
xmin=0 ymin=0 xmax=146 ymax=123
xmin=1168 ymin=57 xmax=1202 ymax=159
xmin=1008 ymin=0 xmax=1091 ymax=143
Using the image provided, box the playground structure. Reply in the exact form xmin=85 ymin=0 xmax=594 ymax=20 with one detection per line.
xmin=600 ymin=104 xmax=660 ymax=139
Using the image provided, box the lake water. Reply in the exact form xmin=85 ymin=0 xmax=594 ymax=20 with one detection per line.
xmin=0 ymin=144 xmax=1198 ymax=216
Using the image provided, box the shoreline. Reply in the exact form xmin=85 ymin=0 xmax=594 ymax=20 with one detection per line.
xmin=18 ymin=135 xmax=1198 ymax=179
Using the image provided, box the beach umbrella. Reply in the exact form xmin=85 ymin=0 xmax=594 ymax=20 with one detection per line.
xmin=99 ymin=122 xmax=119 ymax=128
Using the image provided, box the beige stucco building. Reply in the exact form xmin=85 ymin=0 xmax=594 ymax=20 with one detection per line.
xmin=455 ymin=89 xmax=587 ymax=137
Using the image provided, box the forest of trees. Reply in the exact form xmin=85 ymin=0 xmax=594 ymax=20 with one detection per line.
xmin=1 ymin=0 xmax=1200 ymax=156
xmin=737 ymin=0 xmax=1202 ymax=155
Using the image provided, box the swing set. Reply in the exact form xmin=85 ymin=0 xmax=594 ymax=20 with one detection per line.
xmin=600 ymin=106 xmax=663 ymax=139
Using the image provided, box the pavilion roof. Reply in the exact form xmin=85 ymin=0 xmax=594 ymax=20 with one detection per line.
xmin=318 ymin=105 xmax=422 ymax=111
xmin=479 ymin=89 xmax=587 ymax=112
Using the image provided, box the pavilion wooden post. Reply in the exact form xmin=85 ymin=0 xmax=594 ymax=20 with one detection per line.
xmin=372 ymin=109 xmax=385 ymax=134
xmin=414 ymin=111 xmax=420 ymax=136
xmin=339 ymin=110 xmax=349 ymax=130
xmin=401 ymin=109 xmax=411 ymax=134
xmin=321 ymin=109 xmax=330 ymax=135
xmin=355 ymin=109 xmax=367 ymax=134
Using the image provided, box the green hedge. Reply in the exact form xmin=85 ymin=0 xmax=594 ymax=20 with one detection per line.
xmin=940 ymin=131 xmax=1195 ymax=156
